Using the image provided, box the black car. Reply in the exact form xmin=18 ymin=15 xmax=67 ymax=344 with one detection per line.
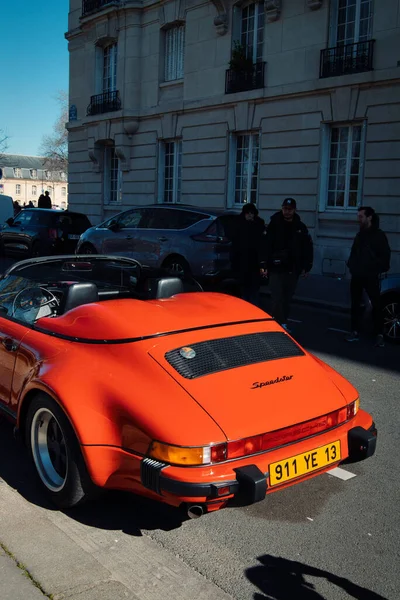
xmin=0 ymin=209 xmax=92 ymax=257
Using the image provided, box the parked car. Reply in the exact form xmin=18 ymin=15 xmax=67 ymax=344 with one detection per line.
xmin=0 ymin=209 xmax=92 ymax=257
xmin=0 ymin=194 xmax=15 ymax=226
xmin=0 ymin=255 xmax=376 ymax=512
xmin=76 ymin=205 xmax=240 ymax=286
xmin=380 ymin=273 xmax=400 ymax=342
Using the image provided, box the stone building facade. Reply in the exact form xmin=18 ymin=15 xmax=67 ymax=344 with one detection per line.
xmin=0 ymin=155 xmax=68 ymax=209
xmin=66 ymin=0 xmax=400 ymax=274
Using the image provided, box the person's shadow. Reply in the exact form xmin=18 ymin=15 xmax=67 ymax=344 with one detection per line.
xmin=246 ymin=554 xmax=388 ymax=600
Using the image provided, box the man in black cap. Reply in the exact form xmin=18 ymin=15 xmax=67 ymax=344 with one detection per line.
xmin=264 ymin=198 xmax=313 ymax=331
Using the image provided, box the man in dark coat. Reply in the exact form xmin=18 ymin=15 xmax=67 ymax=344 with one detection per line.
xmin=230 ymin=203 xmax=266 ymax=306
xmin=265 ymin=198 xmax=313 ymax=330
xmin=346 ymin=206 xmax=391 ymax=347
xmin=38 ymin=191 xmax=52 ymax=209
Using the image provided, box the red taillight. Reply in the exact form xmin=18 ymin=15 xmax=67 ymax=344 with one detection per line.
xmin=226 ymin=406 xmax=352 ymax=460
xmin=48 ymin=228 xmax=58 ymax=239
xmin=211 ymin=443 xmax=227 ymax=463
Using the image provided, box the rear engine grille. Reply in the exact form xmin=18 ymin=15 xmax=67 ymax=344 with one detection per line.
xmin=140 ymin=458 xmax=166 ymax=494
xmin=165 ymin=332 xmax=304 ymax=379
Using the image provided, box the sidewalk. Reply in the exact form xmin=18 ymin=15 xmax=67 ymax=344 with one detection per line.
xmin=0 ymin=479 xmax=234 ymax=600
xmin=0 ymin=545 xmax=47 ymax=600
xmin=262 ymin=274 xmax=350 ymax=313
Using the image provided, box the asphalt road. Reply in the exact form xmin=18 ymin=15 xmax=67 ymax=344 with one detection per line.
xmin=0 ymin=263 xmax=399 ymax=599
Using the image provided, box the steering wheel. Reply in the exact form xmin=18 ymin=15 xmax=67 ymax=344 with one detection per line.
xmin=11 ymin=286 xmax=59 ymax=322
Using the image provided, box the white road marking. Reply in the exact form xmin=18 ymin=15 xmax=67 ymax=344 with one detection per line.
xmin=327 ymin=327 xmax=349 ymax=334
xmin=327 ymin=467 xmax=357 ymax=480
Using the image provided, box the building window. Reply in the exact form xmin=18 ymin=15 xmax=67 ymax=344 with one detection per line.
xmin=32 ymin=185 xmax=37 ymax=196
xmin=229 ymin=133 xmax=260 ymax=206
xmin=165 ymin=25 xmax=185 ymax=81
xmin=30 ymin=169 xmax=37 ymax=178
xmin=334 ymin=0 xmax=373 ymax=46
xmin=61 ymin=187 xmax=66 ymax=197
xmin=14 ymin=168 xmax=22 ymax=178
xmin=241 ymin=2 xmax=264 ymax=63
xmin=104 ymin=145 xmax=122 ymax=204
xmin=16 ymin=184 xmax=21 ymax=195
xmin=103 ymin=43 xmax=118 ymax=92
xmin=321 ymin=123 xmax=366 ymax=210
xmin=159 ymin=140 xmax=182 ymax=203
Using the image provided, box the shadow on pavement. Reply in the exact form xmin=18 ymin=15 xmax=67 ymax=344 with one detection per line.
xmin=246 ymin=554 xmax=388 ymax=600
xmin=259 ymin=298 xmax=400 ymax=375
xmin=0 ymin=417 xmax=187 ymax=535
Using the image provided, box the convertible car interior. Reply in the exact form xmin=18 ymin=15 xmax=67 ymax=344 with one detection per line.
xmin=0 ymin=256 xmax=200 ymax=325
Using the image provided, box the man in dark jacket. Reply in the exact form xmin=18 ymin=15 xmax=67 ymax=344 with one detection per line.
xmin=265 ymin=198 xmax=313 ymax=330
xmin=230 ymin=203 xmax=266 ymax=306
xmin=346 ymin=206 xmax=391 ymax=347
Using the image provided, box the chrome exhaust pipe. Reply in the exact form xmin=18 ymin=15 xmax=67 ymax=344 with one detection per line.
xmin=187 ymin=504 xmax=205 ymax=519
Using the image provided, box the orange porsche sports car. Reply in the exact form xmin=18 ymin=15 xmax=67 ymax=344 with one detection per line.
xmin=0 ymin=256 xmax=377 ymax=515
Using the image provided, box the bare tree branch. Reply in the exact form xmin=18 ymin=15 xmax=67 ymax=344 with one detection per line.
xmin=39 ymin=91 xmax=68 ymax=173
xmin=0 ymin=129 xmax=9 ymax=160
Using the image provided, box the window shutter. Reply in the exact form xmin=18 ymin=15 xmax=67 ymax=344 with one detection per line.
xmin=177 ymin=26 xmax=185 ymax=79
xmin=231 ymin=5 xmax=241 ymax=53
xmin=158 ymin=142 xmax=166 ymax=203
xmin=328 ymin=0 xmax=338 ymax=46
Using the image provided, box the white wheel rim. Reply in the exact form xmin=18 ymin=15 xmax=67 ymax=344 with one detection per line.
xmin=31 ymin=408 xmax=68 ymax=492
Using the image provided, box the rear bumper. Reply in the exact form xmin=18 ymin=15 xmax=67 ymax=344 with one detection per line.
xmin=141 ymin=422 xmax=377 ymax=506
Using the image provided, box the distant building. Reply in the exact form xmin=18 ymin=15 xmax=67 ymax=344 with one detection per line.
xmin=0 ymin=154 xmax=68 ymax=209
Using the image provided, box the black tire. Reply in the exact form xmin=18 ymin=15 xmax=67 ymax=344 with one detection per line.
xmin=25 ymin=394 xmax=97 ymax=508
xmin=382 ymin=293 xmax=400 ymax=343
xmin=162 ymin=256 xmax=191 ymax=277
xmin=79 ymin=243 xmax=97 ymax=255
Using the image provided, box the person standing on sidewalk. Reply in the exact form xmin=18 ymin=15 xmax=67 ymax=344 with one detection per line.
xmin=264 ymin=198 xmax=313 ymax=331
xmin=230 ymin=203 xmax=266 ymax=306
xmin=346 ymin=206 xmax=391 ymax=347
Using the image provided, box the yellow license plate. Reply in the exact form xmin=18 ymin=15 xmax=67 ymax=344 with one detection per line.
xmin=269 ymin=441 xmax=341 ymax=487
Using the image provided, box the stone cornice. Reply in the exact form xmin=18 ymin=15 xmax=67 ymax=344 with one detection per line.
xmin=264 ymin=0 xmax=281 ymax=23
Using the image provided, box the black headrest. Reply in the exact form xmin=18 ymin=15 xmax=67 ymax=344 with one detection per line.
xmin=156 ymin=277 xmax=184 ymax=299
xmin=61 ymin=282 xmax=99 ymax=314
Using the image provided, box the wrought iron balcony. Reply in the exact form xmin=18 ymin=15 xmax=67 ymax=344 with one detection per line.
xmin=87 ymin=91 xmax=121 ymax=116
xmin=225 ymin=62 xmax=265 ymax=94
xmin=320 ymin=39 xmax=375 ymax=78
xmin=82 ymin=0 xmax=119 ymax=17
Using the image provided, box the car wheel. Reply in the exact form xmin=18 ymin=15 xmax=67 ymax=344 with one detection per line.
xmin=382 ymin=294 xmax=400 ymax=342
xmin=163 ymin=256 xmax=191 ymax=277
xmin=79 ymin=243 xmax=97 ymax=255
xmin=26 ymin=394 xmax=96 ymax=508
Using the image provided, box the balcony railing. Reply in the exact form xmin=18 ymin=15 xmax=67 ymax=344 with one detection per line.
xmin=225 ymin=62 xmax=265 ymax=94
xmin=82 ymin=0 xmax=118 ymax=17
xmin=320 ymin=39 xmax=375 ymax=78
xmin=87 ymin=91 xmax=121 ymax=116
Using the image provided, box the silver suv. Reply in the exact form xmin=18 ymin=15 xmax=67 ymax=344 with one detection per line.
xmin=76 ymin=205 xmax=239 ymax=285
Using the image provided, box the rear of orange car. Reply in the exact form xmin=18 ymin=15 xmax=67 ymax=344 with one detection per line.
xmin=138 ymin=321 xmax=376 ymax=512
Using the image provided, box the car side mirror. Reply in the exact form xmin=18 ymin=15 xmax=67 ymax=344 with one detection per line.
xmin=6 ymin=218 xmax=14 ymax=226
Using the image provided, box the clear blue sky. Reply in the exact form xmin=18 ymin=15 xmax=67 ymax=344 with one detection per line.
xmin=0 ymin=1 xmax=69 ymax=156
